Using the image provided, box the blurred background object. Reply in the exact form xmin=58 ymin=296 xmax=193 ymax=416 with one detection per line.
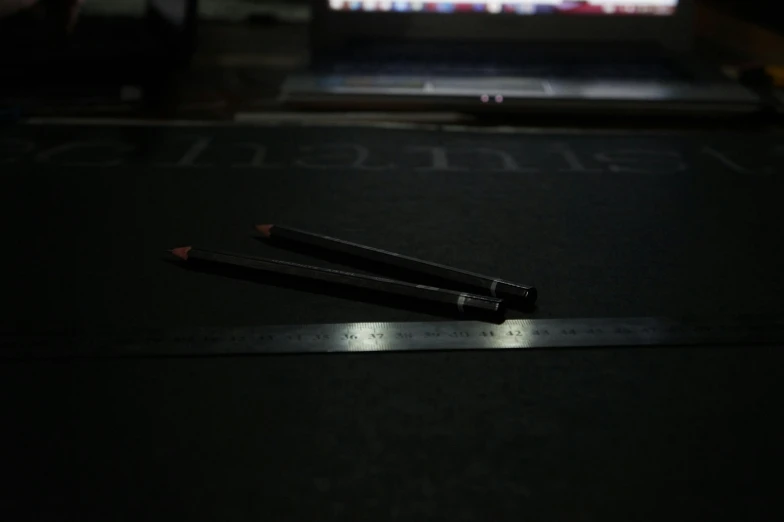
xmin=0 ymin=0 xmax=781 ymax=122
xmin=79 ymin=0 xmax=307 ymax=21
xmin=0 ymin=0 xmax=198 ymax=117
xmin=281 ymin=0 xmax=761 ymax=115
xmin=704 ymin=0 xmax=783 ymax=33
xmin=0 ymin=0 xmax=197 ymax=65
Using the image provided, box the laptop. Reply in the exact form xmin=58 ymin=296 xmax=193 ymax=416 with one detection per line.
xmin=281 ymin=0 xmax=759 ymax=114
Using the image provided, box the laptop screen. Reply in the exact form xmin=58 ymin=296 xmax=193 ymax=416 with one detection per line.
xmin=328 ymin=0 xmax=678 ymax=15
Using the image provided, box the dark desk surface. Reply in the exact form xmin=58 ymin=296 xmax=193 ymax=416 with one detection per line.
xmin=4 ymin=345 xmax=782 ymax=521
xmin=2 ymin=123 xmax=784 ymax=521
xmin=2 ymin=124 xmax=784 ymax=327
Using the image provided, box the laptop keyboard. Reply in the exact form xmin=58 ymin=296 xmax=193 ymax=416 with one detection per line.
xmin=323 ymin=60 xmax=682 ymax=80
xmin=317 ymin=46 xmax=685 ymax=81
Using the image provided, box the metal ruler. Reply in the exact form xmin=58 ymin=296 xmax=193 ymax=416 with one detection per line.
xmin=3 ymin=317 xmax=784 ymax=359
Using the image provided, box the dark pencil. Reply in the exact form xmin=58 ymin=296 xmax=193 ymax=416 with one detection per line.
xmin=169 ymin=247 xmax=505 ymax=317
xmin=255 ymin=224 xmax=537 ymax=306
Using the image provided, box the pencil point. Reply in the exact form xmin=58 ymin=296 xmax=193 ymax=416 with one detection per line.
xmin=255 ymin=224 xmax=273 ymax=237
xmin=170 ymin=246 xmax=192 ymax=261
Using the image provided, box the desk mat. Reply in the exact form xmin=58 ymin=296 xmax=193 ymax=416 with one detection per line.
xmin=2 ymin=124 xmax=782 ymax=329
xmin=2 ymin=124 xmax=784 ymax=522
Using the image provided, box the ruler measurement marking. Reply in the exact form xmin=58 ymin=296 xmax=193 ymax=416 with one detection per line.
xmin=3 ymin=318 xmax=784 ymax=359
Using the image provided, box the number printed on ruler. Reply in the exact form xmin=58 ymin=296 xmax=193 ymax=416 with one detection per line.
xmin=4 ymin=317 xmax=784 ymax=359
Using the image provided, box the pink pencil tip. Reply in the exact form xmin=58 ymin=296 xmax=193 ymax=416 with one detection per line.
xmin=255 ymin=224 xmax=273 ymax=237
xmin=170 ymin=246 xmax=192 ymax=261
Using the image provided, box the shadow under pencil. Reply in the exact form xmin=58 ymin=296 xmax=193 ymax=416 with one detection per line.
xmin=164 ymin=257 xmax=507 ymax=324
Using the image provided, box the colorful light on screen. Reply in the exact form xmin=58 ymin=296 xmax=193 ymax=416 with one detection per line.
xmin=331 ymin=0 xmax=678 ymax=15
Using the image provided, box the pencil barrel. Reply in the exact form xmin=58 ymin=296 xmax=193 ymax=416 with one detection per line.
xmin=188 ymin=248 xmax=505 ymax=317
xmin=268 ymin=225 xmax=536 ymax=306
